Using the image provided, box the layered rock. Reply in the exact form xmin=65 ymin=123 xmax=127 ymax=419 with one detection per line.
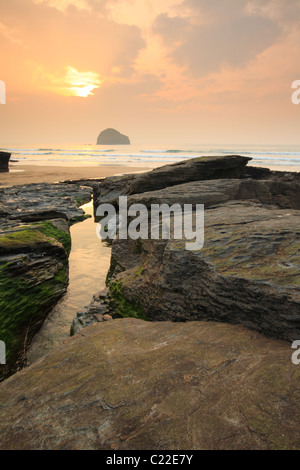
xmin=126 ymin=178 xmax=300 ymax=210
xmin=82 ymin=156 xmax=300 ymax=342
xmin=0 ymin=182 xmax=92 ymax=227
xmin=1 ymin=156 xmax=300 ymax=451
xmin=0 ymin=318 xmax=299 ymax=450
xmin=0 ymin=152 xmax=10 ymax=172
xmin=0 ymin=182 xmax=92 ymax=380
xmin=96 ymin=128 xmax=130 ymax=145
xmin=102 ymin=201 xmax=300 ymax=342
xmin=94 ymin=155 xmax=252 ymax=207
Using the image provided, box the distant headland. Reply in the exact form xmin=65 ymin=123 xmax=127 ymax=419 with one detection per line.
xmin=96 ymin=128 xmax=130 ymax=145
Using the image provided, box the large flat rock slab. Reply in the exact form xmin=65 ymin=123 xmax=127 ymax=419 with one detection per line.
xmin=95 ymin=155 xmax=251 ymax=206
xmin=105 ymin=202 xmax=300 ymax=341
xmin=0 ymin=183 xmax=92 ymax=226
xmin=126 ymin=178 xmax=300 ymax=209
xmin=0 ymin=318 xmax=299 ymax=450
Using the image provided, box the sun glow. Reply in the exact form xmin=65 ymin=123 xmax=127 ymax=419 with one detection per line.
xmin=60 ymin=66 xmax=102 ymax=97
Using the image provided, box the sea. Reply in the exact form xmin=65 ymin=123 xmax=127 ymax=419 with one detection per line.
xmin=1 ymin=143 xmax=300 ymax=171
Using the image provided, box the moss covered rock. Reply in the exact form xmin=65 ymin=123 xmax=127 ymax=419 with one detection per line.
xmin=105 ymin=201 xmax=300 ymax=342
xmin=0 ymin=220 xmax=70 ymax=380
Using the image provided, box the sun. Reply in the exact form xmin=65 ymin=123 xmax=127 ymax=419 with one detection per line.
xmin=60 ymin=66 xmax=102 ymax=97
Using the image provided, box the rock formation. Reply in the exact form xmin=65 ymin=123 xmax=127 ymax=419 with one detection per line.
xmin=0 ymin=152 xmax=11 ymax=172
xmin=77 ymin=156 xmax=300 ymax=342
xmin=94 ymin=155 xmax=252 ymax=207
xmin=0 ymin=318 xmax=299 ymax=450
xmin=1 ymin=155 xmax=300 ymax=450
xmin=0 ymin=182 xmax=92 ymax=380
xmin=96 ymin=128 xmax=130 ymax=145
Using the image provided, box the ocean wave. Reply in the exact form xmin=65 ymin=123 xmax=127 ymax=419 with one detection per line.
xmin=141 ymin=149 xmax=203 ymax=154
xmin=253 ymin=159 xmax=300 ymax=165
xmin=252 ymin=156 xmax=300 ymax=162
xmin=228 ymin=151 xmax=300 ymax=157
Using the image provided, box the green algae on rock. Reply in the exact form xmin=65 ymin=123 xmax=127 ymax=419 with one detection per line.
xmin=109 ymin=279 xmax=147 ymax=321
xmin=0 ymin=182 xmax=93 ymax=380
xmin=0 ymin=221 xmax=70 ymax=379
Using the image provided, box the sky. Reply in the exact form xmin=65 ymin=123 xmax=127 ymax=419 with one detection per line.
xmin=0 ymin=0 xmax=299 ymax=145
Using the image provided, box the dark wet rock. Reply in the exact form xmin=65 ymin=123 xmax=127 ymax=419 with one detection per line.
xmin=93 ymin=314 xmax=104 ymax=322
xmin=77 ymin=159 xmax=300 ymax=338
xmin=125 ymin=178 xmax=300 ymax=210
xmin=0 ymin=182 xmax=93 ymax=380
xmin=0 ymin=183 xmax=92 ymax=227
xmin=96 ymin=128 xmax=130 ymax=145
xmin=0 ymin=318 xmax=299 ymax=450
xmin=94 ymin=155 xmax=252 ymax=207
xmin=244 ymin=165 xmax=300 ymax=182
xmin=63 ymin=178 xmax=104 ymax=190
xmin=0 ymin=152 xmax=10 ymax=172
xmin=71 ymin=295 xmax=113 ymax=335
xmin=88 ymin=155 xmax=300 ymax=341
xmin=104 ymin=201 xmax=300 ymax=342
xmin=0 ymin=219 xmax=70 ymax=380
xmin=94 ymin=287 xmax=109 ymax=299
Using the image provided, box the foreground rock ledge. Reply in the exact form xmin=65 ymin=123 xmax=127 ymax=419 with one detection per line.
xmin=0 ymin=318 xmax=299 ymax=450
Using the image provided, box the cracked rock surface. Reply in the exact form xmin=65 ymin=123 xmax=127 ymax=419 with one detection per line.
xmin=0 ymin=318 xmax=299 ymax=450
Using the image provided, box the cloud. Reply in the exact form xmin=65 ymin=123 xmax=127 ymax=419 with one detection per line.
xmin=154 ymin=1 xmax=282 ymax=76
xmin=182 ymin=0 xmax=250 ymax=21
xmin=52 ymin=66 xmax=102 ymax=97
xmin=0 ymin=0 xmax=145 ymax=95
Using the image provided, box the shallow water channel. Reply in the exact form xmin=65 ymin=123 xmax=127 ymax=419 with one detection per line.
xmin=28 ymin=200 xmax=112 ymax=363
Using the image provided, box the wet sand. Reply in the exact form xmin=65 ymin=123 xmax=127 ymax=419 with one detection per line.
xmin=1 ymin=162 xmax=298 ymax=188
xmin=0 ymin=164 xmax=151 ymax=187
xmin=248 ymin=162 xmax=300 ymax=173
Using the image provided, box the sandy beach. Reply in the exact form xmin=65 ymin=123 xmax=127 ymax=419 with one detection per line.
xmin=248 ymin=162 xmax=300 ymax=173
xmin=0 ymin=162 xmax=298 ymax=188
xmin=0 ymin=164 xmax=151 ymax=187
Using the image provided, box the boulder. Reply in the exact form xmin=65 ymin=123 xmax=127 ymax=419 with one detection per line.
xmin=126 ymin=178 xmax=300 ymax=210
xmin=96 ymin=128 xmax=130 ymax=145
xmin=0 ymin=182 xmax=92 ymax=379
xmin=0 ymin=152 xmax=10 ymax=172
xmin=90 ymin=166 xmax=300 ymax=342
xmin=95 ymin=155 xmax=252 ymax=207
xmin=105 ymin=200 xmax=300 ymax=342
xmin=0 ymin=318 xmax=299 ymax=450
xmin=0 ymin=219 xmax=70 ymax=380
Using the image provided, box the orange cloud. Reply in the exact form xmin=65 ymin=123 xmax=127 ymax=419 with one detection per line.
xmin=58 ymin=66 xmax=102 ymax=97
